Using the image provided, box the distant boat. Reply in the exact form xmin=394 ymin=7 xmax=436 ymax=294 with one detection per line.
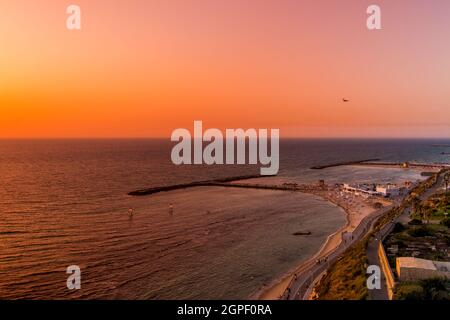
xmin=293 ymin=231 xmax=312 ymax=236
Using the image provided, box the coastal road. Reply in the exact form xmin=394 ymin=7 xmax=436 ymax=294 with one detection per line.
xmin=366 ymin=223 xmax=394 ymax=300
xmin=366 ymin=172 xmax=446 ymax=300
xmin=282 ymin=204 xmax=394 ymax=300
xmin=418 ymin=173 xmax=446 ymax=201
xmin=283 ymin=170 xmax=448 ymax=300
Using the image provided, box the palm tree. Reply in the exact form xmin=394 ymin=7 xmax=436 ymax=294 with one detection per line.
xmin=411 ymin=196 xmax=421 ymax=220
xmin=423 ymin=207 xmax=431 ymax=224
xmin=445 ymin=173 xmax=449 ymax=194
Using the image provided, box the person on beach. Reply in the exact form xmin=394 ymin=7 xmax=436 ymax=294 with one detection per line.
xmin=169 ymin=203 xmax=174 ymax=216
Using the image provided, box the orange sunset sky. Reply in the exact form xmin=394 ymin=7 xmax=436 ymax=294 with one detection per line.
xmin=0 ymin=0 xmax=449 ymax=138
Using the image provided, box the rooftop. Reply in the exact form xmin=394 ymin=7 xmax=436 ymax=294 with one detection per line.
xmin=397 ymin=257 xmax=437 ymax=270
xmin=397 ymin=257 xmax=450 ymax=271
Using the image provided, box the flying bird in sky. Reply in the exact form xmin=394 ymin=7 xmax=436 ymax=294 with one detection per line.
xmin=343 ymin=98 xmax=349 ymax=102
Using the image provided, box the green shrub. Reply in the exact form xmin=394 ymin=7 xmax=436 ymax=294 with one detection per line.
xmin=444 ymin=235 xmax=450 ymax=246
xmin=316 ymin=239 xmax=369 ymax=300
xmin=441 ymin=217 xmax=450 ymax=228
xmin=408 ymin=219 xmax=423 ymax=226
xmin=393 ymin=222 xmax=405 ymax=233
xmin=395 ymin=278 xmax=450 ymax=300
xmin=392 ymin=239 xmax=406 ymax=248
xmin=395 ymin=283 xmax=425 ymax=300
xmin=420 ymin=278 xmax=450 ymax=300
xmin=408 ymin=226 xmax=432 ymax=237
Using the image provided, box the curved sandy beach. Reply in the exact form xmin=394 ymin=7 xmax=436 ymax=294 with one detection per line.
xmin=252 ymin=188 xmax=391 ymax=300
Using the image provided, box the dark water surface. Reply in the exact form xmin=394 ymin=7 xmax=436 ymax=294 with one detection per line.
xmin=0 ymin=139 xmax=448 ymax=299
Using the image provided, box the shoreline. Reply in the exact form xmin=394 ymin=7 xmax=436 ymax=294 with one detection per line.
xmin=252 ymin=188 xmax=391 ymax=300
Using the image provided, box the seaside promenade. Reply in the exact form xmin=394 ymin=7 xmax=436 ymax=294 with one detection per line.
xmin=280 ymin=204 xmax=394 ymax=300
xmin=296 ymin=169 xmax=448 ymax=301
xmin=366 ymin=172 xmax=446 ymax=300
xmin=129 ymin=163 xmax=449 ymax=301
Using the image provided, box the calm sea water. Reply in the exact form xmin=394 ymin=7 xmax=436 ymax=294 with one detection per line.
xmin=0 ymin=139 xmax=449 ymax=299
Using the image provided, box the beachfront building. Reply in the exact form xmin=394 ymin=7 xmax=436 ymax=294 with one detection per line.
xmin=376 ymin=184 xmax=402 ymax=197
xmin=396 ymin=257 xmax=450 ymax=281
xmin=342 ymin=183 xmax=382 ymax=198
xmin=343 ymin=182 xmax=408 ymax=198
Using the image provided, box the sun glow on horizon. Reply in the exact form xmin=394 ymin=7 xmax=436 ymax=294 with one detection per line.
xmin=1 ymin=0 xmax=450 ymax=138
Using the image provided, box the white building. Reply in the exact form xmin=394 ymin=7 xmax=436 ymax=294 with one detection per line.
xmin=376 ymin=184 xmax=401 ymax=197
xmin=343 ymin=183 xmax=381 ymax=197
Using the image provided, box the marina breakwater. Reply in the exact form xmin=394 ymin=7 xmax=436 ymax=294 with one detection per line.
xmin=129 ymin=175 xmax=268 ymax=196
xmin=311 ymin=159 xmax=449 ymax=170
xmin=128 ymin=175 xmax=325 ymax=196
xmin=358 ymin=161 xmax=449 ymax=170
xmin=310 ymin=159 xmax=380 ymax=170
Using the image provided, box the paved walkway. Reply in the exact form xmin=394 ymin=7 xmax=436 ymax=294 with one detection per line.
xmin=286 ymin=171 xmax=447 ymax=300
xmin=366 ymin=172 xmax=446 ymax=300
xmin=366 ymin=223 xmax=394 ymax=300
xmin=284 ymin=205 xmax=393 ymax=300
